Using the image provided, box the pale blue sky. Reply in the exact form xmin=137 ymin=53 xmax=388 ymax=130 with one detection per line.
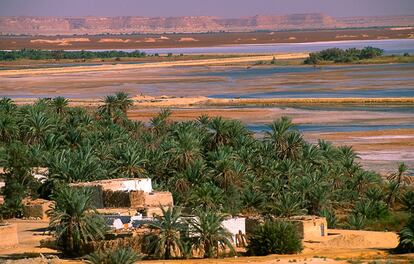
xmin=0 ymin=0 xmax=413 ymax=17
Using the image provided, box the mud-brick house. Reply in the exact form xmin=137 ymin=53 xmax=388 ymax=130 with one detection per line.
xmin=286 ymin=215 xmax=328 ymax=241
xmin=70 ymin=178 xmax=173 ymax=216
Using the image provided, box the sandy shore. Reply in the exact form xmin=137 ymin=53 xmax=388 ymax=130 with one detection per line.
xmin=0 ymin=53 xmax=307 ymax=76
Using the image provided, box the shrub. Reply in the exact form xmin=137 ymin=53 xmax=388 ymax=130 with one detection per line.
xmin=346 ymin=214 xmax=367 ymax=230
xmin=247 ymin=220 xmax=303 ymax=256
xmin=48 ymin=187 xmax=107 ymax=257
xmin=304 ymin=46 xmax=384 ymax=64
xmin=402 ymin=190 xmax=414 ymax=214
xmin=395 ymin=218 xmax=414 ymax=253
xmin=86 ymin=247 xmax=140 ymax=264
xmin=353 ymin=199 xmax=388 ymax=220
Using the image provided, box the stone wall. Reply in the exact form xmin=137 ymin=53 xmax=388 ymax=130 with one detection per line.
xmin=288 ymin=216 xmax=328 ymax=241
xmin=143 ymin=192 xmax=173 ymax=207
xmin=22 ymin=199 xmax=53 ymax=220
xmin=103 ymin=190 xmax=134 ymax=208
xmin=0 ymin=223 xmax=19 ymax=248
xmin=101 ymin=190 xmax=173 ymax=210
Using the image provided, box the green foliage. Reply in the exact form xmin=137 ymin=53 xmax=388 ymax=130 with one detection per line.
xmin=144 ymin=207 xmax=185 ymax=259
xmin=353 ymin=199 xmax=388 ymax=220
xmin=0 ymin=142 xmax=38 ymax=218
xmin=86 ymin=247 xmax=140 ymax=264
xmin=0 ymin=49 xmax=146 ymax=61
xmin=187 ymin=209 xmax=235 ymax=258
xmin=365 ymin=211 xmax=410 ymax=232
xmin=402 ymin=190 xmax=414 ymax=214
xmin=48 ymin=187 xmax=107 ymax=257
xmin=247 ymin=220 xmax=303 ymax=256
xmin=396 ymin=217 xmax=414 ymax=253
xmin=0 ymin=94 xmax=397 ymax=232
xmin=305 ymin=46 xmax=384 ymax=64
xmin=346 ymin=214 xmax=367 ymax=230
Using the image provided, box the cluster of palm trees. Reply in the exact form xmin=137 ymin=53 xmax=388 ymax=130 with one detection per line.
xmin=144 ymin=207 xmax=234 ymax=259
xmin=0 ymin=93 xmax=413 ymax=252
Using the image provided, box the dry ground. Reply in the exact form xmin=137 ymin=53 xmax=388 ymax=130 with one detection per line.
xmin=1 ymin=28 xmax=413 ymax=50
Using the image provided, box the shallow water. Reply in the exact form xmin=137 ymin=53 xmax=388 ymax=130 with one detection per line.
xmin=90 ymin=39 xmax=414 ymax=55
xmin=247 ymin=123 xmax=414 ymax=133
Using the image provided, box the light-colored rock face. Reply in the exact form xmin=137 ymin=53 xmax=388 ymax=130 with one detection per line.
xmin=0 ymin=13 xmax=341 ymax=35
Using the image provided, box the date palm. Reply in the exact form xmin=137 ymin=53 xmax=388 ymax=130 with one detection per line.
xmin=0 ymin=97 xmax=17 ymax=113
xmin=397 ymin=219 xmax=414 ymax=253
xmin=167 ymin=129 xmax=203 ymax=170
xmin=51 ymin=96 xmax=69 ymax=114
xmin=86 ymin=247 xmax=140 ymax=264
xmin=48 ymin=187 xmax=106 ymax=256
xmin=189 ymin=183 xmax=224 ymax=210
xmin=0 ymin=114 xmax=18 ymax=143
xmin=187 ymin=209 xmax=235 ymax=258
xmin=21 ymin=110 xmax=55 ymax=144
xmin=144 ymin=206 xmax=185 ymax=259
xmin=265 ymin=117 xmax=303 ymax=160
xmin=115 ymin=92 xmax=134 ymax=114
xmin=207 ymin=117 xmax=231 ymax=149
xmin=114 ymin=145 xmax=148 ymax=177
xmin=99 ymin=95 xmax=118 ymax=117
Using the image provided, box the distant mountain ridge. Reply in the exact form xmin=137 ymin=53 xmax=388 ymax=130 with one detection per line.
xmin=0 ymin=13 xmax=413 ymax=35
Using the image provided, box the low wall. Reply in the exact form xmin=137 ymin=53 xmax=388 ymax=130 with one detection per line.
xmin=0 ymin=223 xmax=19 ymax=248
xmin=222 ymin=217 xmax=246 ymax=244
xmin=22 ymin=199 xmax=53 ymax=220
xmin=102 ymin=190 xmax=173 ymax=209
xmin=143 ymin=192 xmax=173 ymax=207
xmin=103 ymin=190 xmax=135 ymax=208
xmin=288 ymin=216 xmax=328 ymax=241
xmin=85 ymin=235 xmax=143 ymax=254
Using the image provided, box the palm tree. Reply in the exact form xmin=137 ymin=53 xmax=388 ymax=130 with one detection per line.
xmin=187 ymin=209 xmax=235 ymax=258
xmin=51 ymin=96 xmax=69 ymax=114
xmin=150 ymin=108 xmax=171 ymax=135
xmin=21 ymin=110 xmax=55 ymax=144
xmin=167 ymin=129 xmax=203 ymax=170
xmin=115 ymin=92 xmax=134 ymax=114
xmin=397 ymin=218 xmax=414 ymax=253
xmin=99 ymin=95 xmax=118 ymax=117
xmin=207 ymin=117 xmax=231 ymax=149
xmin=209 ymin=148 xmax=244 ymax=191
xmin=0 ymin=97 xmax=17 ymax=113
xmin=189 ymin=183 xmax=224 ymax=210
xmin=114 ymin=145 xmax=148 ymax=178
xmin=386 ymin=163 xmax=408 ymax=207
xmin=270 ymin=192 xmax=307 ymax=218
xmin=48 ymin=187 xmax=107 ymax=256
xmin=144 ymin=206 xmax=185 ymax=259
xmin=0 ymin=114 xmax=19 ymax=143
xmin=86 ymin=247 xmax=140 ymax=264
xmin=265 ymin=117 xmax=303 ymax=160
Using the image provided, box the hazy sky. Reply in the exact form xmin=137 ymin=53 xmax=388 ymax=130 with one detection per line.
xmin=0 ymin=0 xmax=413 ymax=17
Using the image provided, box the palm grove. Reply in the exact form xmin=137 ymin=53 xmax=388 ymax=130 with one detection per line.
xmin=0 ymin=93 xmax=413 ymax=259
